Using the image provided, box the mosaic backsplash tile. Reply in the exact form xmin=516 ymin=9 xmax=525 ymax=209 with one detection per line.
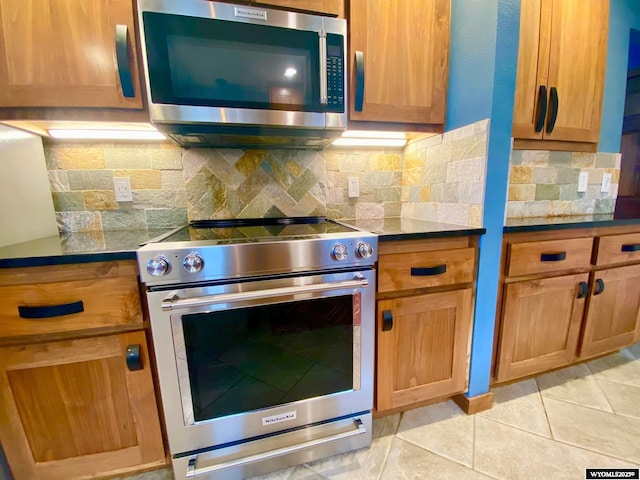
xmin=507 ymin=150 xmax=622 ymax=218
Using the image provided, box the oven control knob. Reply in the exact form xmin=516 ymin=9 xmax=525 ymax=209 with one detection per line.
xmin=332 ymin=243 xmax=348 ymax=261
xmin=183 ymin=253 xmax=204 ymax=273
xmin=357 ymin=242 xmax=374 ymax=259
xmin=147 ymin=256 xmax=170 ymax=276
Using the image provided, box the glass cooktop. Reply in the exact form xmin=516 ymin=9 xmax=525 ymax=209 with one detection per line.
xmin=159 ymin=217 xmax=358 ymax=244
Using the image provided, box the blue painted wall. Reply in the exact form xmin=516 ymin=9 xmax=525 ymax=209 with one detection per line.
xmin=600 ymin=0 xmax=640 ymax=152
xmin=446 ymin=0 xmax=520 ymax=396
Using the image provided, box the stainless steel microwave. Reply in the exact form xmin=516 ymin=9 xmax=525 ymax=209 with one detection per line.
xmin=137 ymin=0 xmax=347 ymax=148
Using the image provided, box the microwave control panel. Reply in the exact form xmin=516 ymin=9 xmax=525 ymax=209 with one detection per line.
xmin=326 ymin=33 xmax=345 ymax=112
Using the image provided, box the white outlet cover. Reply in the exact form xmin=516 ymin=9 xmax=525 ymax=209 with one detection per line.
xmin=113 ymin=177 xmax=133 ymax=202
xmin=578 ymin=172 xmax=589 ymax=193
xmin=348 ymin=177 xmax=360 ymax=198
xmin=601 ymin=172 xmax=612 ymax=193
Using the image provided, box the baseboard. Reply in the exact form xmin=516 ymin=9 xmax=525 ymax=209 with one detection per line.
xmin=452 ymin=391 xmax=494 ymax=415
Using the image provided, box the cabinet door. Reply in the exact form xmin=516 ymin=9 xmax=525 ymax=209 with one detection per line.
xmin=376 ymin=289 xmax=473 ymax=412
xmin=349 ymin=0 xmax=449 ymax=125
xmin=544 ymin=0 xmax=608 ymax=142
xmin=579 ymin=265 xmax=640 ymax=359
xmin=496 ymin=273 xmax=588 ymax=383
xmin=0 ymin=332 xmax=165 ymax=480
xmin=0 ymin=0 xmax=143 ymax=108
xmin=252 ymin=0 xmax=343 ymax=16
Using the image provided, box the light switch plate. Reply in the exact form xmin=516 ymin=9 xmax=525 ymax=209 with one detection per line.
xmin=348 ymin=177 xmax=360 ymax=198
xmin=578 ymin=172 xmax=589 ymax=193
xmin=113 ymin=177 xmax=133 ymax=202
xmin=601 ymin=172 xmax=612 ymax=193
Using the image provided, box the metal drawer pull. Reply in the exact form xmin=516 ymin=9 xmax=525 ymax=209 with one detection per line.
xmin=185 ymin=419 xmax=366 ymax=478
xmin=115 ymin=24 xmax=135 ymax=98
xmin=594 ymin=278 xmax=605 ymax=296
xmin=18 ymin=300 xmax=84 ymax=319
xmin=621 ymin=244 xmax=640 ymax=252
xmin=162 ymin=278 xmax=369 ymax=311
xmin=411 ymin=265 xmax=447 ymax=276
xmin=577 ymin=281 xmax=589 ymax=299
xmin=126 ymin=344 xmax=143 ymax=371
xmin=382 ymin=310 xmax=393 ymax=331
xmin=540 ymin=252 xmax=566 ymax=262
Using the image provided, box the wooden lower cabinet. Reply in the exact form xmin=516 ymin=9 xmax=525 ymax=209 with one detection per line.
xmin=0 ymin=331 xmax=165 ymax=480
xmin=579 ymin=264 xmax=640 ymax=359
xmin=495 ymin=273 xmax=588 ymax=383
xmin=376 ymin=289 xmax=473 ymax=411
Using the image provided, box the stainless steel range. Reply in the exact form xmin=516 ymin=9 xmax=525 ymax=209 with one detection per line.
xmin=137 ymin=217 xmax=377 ymax=480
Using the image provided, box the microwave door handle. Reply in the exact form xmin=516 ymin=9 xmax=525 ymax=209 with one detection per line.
xmin=319 ymin=30 xmax=328 ymax=105
xmin=161 ymin=278 xmax=369 ymax=311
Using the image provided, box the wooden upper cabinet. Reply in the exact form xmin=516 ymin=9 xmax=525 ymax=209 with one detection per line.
xmin=252 ymin=0 xmax=344 ymax=17
xmin=348 ymin=0 xmax=449 ymax=126
xmin=0 ymin=332 xmax=165 ymax=480
xmin=512 ymin=0 xmax=608 ymax=145
xmin=0 ymin=0 xmax=143 ymax=109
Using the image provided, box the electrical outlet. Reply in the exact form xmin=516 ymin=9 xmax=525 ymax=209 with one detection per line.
xmin=113 ymin=177 xmax=133 ymax=202
xmin=601 ymin=172 xmax=612 ymax=193
xmin=348 ymin=177 xmax=360 ymax=198
xmin=578 ymin=172 xmax=589 ymax=193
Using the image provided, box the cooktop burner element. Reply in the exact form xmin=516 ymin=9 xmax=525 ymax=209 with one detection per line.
xmin=137 ymin=217 xmax=378 ymax=287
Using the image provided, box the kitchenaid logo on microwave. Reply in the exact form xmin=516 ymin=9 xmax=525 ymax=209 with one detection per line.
xmin=234 ymin=6 xmax=267 ymax=21
xmin=262 ymin=410 xmax=297 ymax=426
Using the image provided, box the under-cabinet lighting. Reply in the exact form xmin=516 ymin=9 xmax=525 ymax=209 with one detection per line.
xmin=48 ymin=129 xmax=166 ymax=140
xmin=341 ymin=130 xmax=407 ymax=140
xmin=332 ymin=137 xmax=407 ymax=147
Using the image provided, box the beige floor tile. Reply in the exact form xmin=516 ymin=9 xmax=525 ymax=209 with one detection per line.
xmin=288 ymin=466 xmax=330 ymax=479
xmin=536 ymin=363 xmax=613 ymax=412
xmin=373 ymin=414 xmax=401 ymax=439
xmin=587 ymin=349 xmax=640 ymax=387
xmin=113 ymin=468 xmax=174 ymax=480
xmin=474 ymin=416 xmax=638 ymax=480
xmin=623 ymin=341 xmax=640 ymax=360
xmin=598 ymin=379 xmax=640 ymax=419
xmin=303 ymin=435 xmax=393 ymax=480
xmin=478 ymin=379 xmax=551 ymax=437
xmin=395 ymin=400 xmax=474 ymax=467
xmin=379 ymin=437 xmax=494 ymax=480
xmin=543 ymin=396 xmax=640 ymax=463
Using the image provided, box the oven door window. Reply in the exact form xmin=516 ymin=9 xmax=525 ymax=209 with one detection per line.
xmin=143 ymin=12 xmax=320 ymax=112
xmin=177 ymin=294 xmax=359 ymax=423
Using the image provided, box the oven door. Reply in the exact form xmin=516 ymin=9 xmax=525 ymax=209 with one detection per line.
xmin=146 ymin=269 xmax=375 ymax=455
xmin=137 ymin=0 xmax=346 ymax=128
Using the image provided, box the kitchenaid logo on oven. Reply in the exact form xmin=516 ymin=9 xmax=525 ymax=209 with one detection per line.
xmin=234 ymin=6 xmax=267 ymax=21
xmin=262 ymin=410 xmax=297 ymax=426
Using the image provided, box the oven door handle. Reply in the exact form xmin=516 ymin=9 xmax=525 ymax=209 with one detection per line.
xmin=186 ymin=419 xmax=366 ymax=478
xmin=162 ymin=277 xmax=369 ymax=311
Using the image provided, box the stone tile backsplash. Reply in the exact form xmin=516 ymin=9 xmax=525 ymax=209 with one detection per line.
xmin=507 ymin=150 xmax=621 ymax=218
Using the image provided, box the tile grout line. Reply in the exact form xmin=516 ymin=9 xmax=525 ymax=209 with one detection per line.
xmin=392 ymin=435 xmax=474 ymax=471
xmin=535 ymin=378 xmax=556 ymax=440
xmin=589 ymin=374 xmax=616 ymax=413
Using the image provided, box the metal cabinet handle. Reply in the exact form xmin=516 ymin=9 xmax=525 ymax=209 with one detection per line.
xmin=115 ymin=24 xmax=135 ymax=98
xmin=535 ymin=85 xmax=548 ymax=132
xmin=540 ymin=252 xmax=566 ymax=262
xmin=162 ymin=278 xmax=369 ymax=311
xmin=126 ymin=344 xmax=143 ymax=371
xmin=354 ymin=51 xmax=365 ymax=111
xmin=185 ymin=419 xmax=366 ymax=478
xmin=382 ymin=310 xmax=393 ymax=331
xmin=410 ymin=265 xmax=447 ymax=276
xmin=621 ymin=244 xmax=640 ymax=252
xmin=594 ymin=278 xmax=605 ymax=296
xmin=546 ymin=86 xmax=559 ymax=133
xmin=577 ymin=281 xmax=589 ymax=299
xmin=319 ymin=30 xmax=328 ymax=105
xmin=18 ymin=301 xmax=84 ymax=319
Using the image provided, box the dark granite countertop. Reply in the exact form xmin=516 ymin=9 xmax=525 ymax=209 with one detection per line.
xmin=504 ymin=215 xmax=640 ymax=233
xmin=340 ymin=217 xmax=486 ymax=241
xmin=0 ymin=229 xmax=175 ymax=268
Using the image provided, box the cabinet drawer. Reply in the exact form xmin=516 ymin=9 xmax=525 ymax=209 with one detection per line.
xmin=378 ymin=247 xmax=475 ymax=293
xmin=0 ymin=275 xmax=142 ymax=338
xmin=507 ymin=237 xmax=593 ymax=276
xmin=596 ymin=233 xmax=640 ymax=266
